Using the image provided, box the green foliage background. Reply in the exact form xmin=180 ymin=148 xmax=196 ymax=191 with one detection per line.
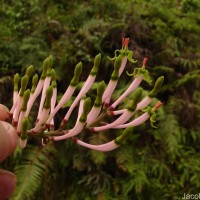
xmin=0 ymin=0 xmax=200 ymax=199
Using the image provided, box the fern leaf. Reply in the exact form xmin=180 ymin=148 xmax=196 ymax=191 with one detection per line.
xmin=11 ymin=143 xmax=56 ymax=200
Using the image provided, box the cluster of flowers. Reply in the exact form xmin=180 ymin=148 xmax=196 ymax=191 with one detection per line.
xmin=0 ymin=37 xmax=164 ymax=162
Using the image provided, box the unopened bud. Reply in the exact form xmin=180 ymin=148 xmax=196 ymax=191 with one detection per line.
xmin=149 ymin=76 xmax=164 ymax=98
xmin=14 ymin=73 xmax=20 ymax=91
xmin=90 ymin=53 xmax=101 ymax=76
xmin=21 ymin=89 xmax=30 ymax=111
xmin=51 ymin=69 xmax=57 ymax=88
xmin=115 ymin=127 xmax=133 ymax=145
xmin=70 ymin=62 xmax=82 ymax=86
xmin=44 ymin=86 xmax=53 ymax=109
xmin=79 ymin=97 xmax=91 ymax=122
xmin=41 ymin=55 xmax=53 ymax=79
xmin=128 ymin=88 xmax=143 ymax=112
xmin=19 ymin=75 xmax=28 ymax=96
xmin=111 ymin=55 xmax=122 ymax=80
xmin=94 ymin=81 xmax=106 ymax=107
xmin=26 ymin=65 xmax=34 ymax=80
xmin=31 ymin=74 xmax=38 ymax=93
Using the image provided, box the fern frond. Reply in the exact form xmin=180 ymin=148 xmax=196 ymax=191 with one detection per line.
xmin=11 ymin=143 xmax=56 ymax=200
xmin=176 ymin=69 xmax=200 ymax=87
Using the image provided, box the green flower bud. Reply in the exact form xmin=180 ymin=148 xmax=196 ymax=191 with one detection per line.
xmin=21 ymin=118 xmax=29 ymax=139
xmin=31 ymin=74 xmax=38 ymax=93
xmin=51 ymin=69 xmax=57 ymax=88
xmin=148 ymin=76 xmax=164 ymax=98
xmin=26 ymin=65 xmax=34 ymax=80
xmin=44 ymin=86 xmax=53 ymax=109
xmin=94 ymin=53 xmax=101 ymax=68
xmin=127 ymin=88 xmax=143 ymax=112
xmin=46 ymin=68 xmax=52 ymax=77
xmin=21 ymin=89 xmax=30 ymax=111
xmin=51 ymin=69 xmax=56 ymax=81
xmin=43 ymin=55 xmax=53 ymax=70
xmin=41 ymin=55 xmax=53 ymax=79
xmin=70 ymin=62 xmax=82 ymax=86
xmin=14 ymin=73 xmax=20 ymax=91
xmin=90 ymin=53 xmax=101 ymax=76
xmin=19 ymin=75 xmax=28 ymax=96
xmin=94 ymin=81 xmax=106 ymax=107
xmin=111 ymin=55 xmax=122 ymax=80
xmin=115 ymin=127 xmax=133 ymax=145
xmin=79 ymin=97 xmax=91 ymax=123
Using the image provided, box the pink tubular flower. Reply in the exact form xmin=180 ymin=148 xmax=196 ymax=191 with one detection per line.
xmin=74 ymin=139 xmax=119 ymax=152
xmin=72 ymin=126 xmax=133 ymax=152
xmin=115 ymin=101 xmax=162 ymax=129
xmin=109 ymin=75 xmax=143 ymax=110
xmin=91 ymin=110 xmax=133 ymax=132
xmin=36 ymin=73 xmax=51 ymax=122
xmin=115 ymin=112 xmax=150 ymax=129
xmin=26 ymin=79 xmax=44 ymax=117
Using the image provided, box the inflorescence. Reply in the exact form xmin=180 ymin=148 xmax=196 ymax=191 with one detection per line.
xmin=5 ymin=37 xmax=164 ymax=151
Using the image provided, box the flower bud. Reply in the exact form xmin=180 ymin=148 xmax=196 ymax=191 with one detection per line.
xmin=31 ymin=74 xmax=39 ymax=93
xmin=115 ymin=127 xmax=133 ymax=145
xmin=127 ymin=88 xmax=143 ymax=112
xmin=79 ymin=97 xmax=91 ymax=123
xmin=149 ymin=76 xmax=164 ymax=98
xmin=111 ymin=55 xmax=122 ymax=80
xmin=94 ymin=81 xmax=106 ymax=107
xmin=21 ymin=89 xmax=30 ymax=111
xmin=14 ymin=73 xmax=20 ymax=92
xmin=70 ymin=62 xmax=82 ymax=86
xmin=25 ymin=65 xmax=34 ymax=80
xmin=90 ymin=53 xmax=101 ymax=76
xmin=19 ymin=75 xmax=28 ymax=96
xmin=44 ymin=86 xmax=53 ymax=109
xmin=41 ymin=55 xmax=53 ymax=79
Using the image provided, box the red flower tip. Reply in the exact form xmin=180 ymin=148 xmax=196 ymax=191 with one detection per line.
xmin=71 ymin=137 xmax=77 ymax=143
xmin=154 ymin=101 xmax=163 ymax=110
xmin=31 ymin=130 xmax=36 ymax=135
xmin=89 ymin=128 xmax=95 ymax=133
xmin=104 ymin=102 xmax=109 ymax=109
xmin=49 ymin=136 xmax=54 ymax=141
xmin=122 ymin=37 xmax=130 ymax=48
xmin=50 ymin=124 xmax=54 ymax=130
xmin=143 ymin=57 xmax=148 ymax=66
xmin=45 ymin=123 xmax=50 ymax=129
xmin=59 ymin=119 xmax=68 ymax=130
